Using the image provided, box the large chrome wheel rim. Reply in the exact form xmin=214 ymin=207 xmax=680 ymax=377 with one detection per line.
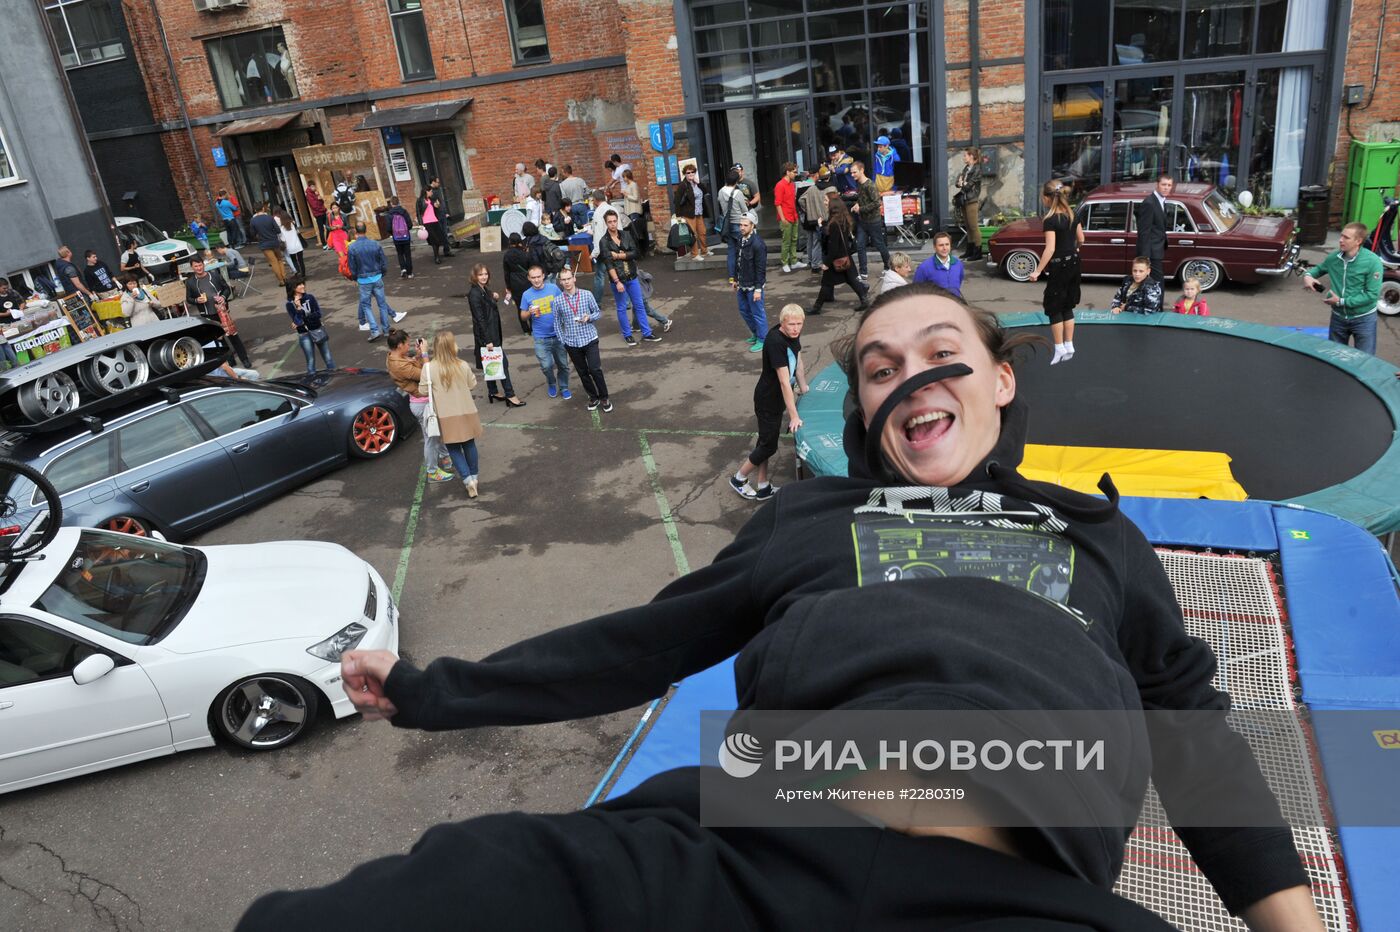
xmin=86 ymin=345 xmax=150 ymax=395
xmin=16 ymin=372 xmax=80 ymax=423
xmin=1180 ymin=258 xmax=1222 ymax=292
xmin=1004 ymin=250 xmax=1039 ymax=282
xmin=219 ymin=676 xmax=310 ymax=748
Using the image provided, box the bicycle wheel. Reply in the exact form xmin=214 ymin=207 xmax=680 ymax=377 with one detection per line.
xmin=0 ymin=457 xmax=62 ymax=560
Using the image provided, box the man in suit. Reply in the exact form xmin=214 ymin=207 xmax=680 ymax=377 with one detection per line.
xmin=1134 ymin=174 xmax=1173 ymax=282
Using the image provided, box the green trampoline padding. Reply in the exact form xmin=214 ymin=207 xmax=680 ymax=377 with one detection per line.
xmin=795 ymin=312 xmax=1400 ymax=535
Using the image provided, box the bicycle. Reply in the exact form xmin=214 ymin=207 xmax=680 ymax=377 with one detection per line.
xmin=0 ymin=457 xmax=62 ymax=563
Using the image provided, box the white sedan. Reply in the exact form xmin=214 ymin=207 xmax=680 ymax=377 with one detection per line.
xmin=0 ymin=527 xmax=397 ymax=794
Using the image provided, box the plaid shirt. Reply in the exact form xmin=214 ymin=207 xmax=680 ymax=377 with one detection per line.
xmin=552 ymin=288 xmax=602 ymax=347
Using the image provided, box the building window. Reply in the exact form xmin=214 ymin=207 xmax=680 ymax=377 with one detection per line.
xmin=45 ymin=0 xmax=125 ymax=69
xmin=0 ymin=126 xmax=17 ymax=183
xmin=388 ymin=0 xmax=435 ymax=81
xmin=206 ymin=27 xmax=299 ymax=111
xmin=505 ymin=0 xmax=549 ymax=64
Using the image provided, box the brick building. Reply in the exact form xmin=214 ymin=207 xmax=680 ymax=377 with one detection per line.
xmin=36 ymin=0 xmax=1395 ymax=248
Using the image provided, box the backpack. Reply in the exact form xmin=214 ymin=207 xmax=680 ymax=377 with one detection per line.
xmin=338 ymin=250 xmax=353 ymax=280
xmin=391 ymin=211 xmax=410 ymax=241
xmin=797 ymin=193 xmax=817 ymax=232
xmin=541 ymin=245 xmax=567 ymax=275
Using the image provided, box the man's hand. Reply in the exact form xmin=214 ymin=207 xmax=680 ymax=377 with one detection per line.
xmin=1110 ymin=306 xmax=1122 ymax=315
xmin=754 ymin=289 xmax=763 ymax=301
xmin=1324 ymin=292 xmax=1341 ymax=307
xmin=1301 ymin=274 xmax=1317 ymax=291
xmin=341 ymin=650 xmax=400 ymax=721
xmin=798 ymin=382 xmax=810 ymax=395
xmin=614 ymin=280 xmax=625 ymax=293
xmin=788 ymin=414 xmax=804 ymax=431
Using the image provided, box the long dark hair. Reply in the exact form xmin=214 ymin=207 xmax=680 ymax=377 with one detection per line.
xmin=827 ymin=199 xmax=854 ymax=238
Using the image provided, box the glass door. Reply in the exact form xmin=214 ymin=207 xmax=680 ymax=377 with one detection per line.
xmin=413 ymin=135 xmax=466 ymax=222
xmin=784 ymin=101 xmax=812 ymax=173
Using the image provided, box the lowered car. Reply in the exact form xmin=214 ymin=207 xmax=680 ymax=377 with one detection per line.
xmin=1 ymin=368 xmax=415 ymax=540
xmin=987 ymin=182 xmax=1299 ymax=291
xmin=0 ymin=527 xmax=397 ymax=794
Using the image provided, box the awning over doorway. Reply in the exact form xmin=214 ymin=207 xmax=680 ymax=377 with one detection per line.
xmin=355 ymin=99 xmax=473 ymax=131
xmin=214 ymin=114 xmax=298 ymax=137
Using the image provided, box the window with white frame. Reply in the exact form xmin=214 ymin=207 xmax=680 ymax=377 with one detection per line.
xmin=0 ymin=126 xmax=17 ymax=183
xmin=388 ymin=0 xmax=435 ymax=81
xmin=45 ymin=0 xmax=125 ymax=69
xmin=505 ymin=0 xmax=549 ymax=64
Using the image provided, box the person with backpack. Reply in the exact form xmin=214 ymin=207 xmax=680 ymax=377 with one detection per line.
xmin=773 ymin=162 xmax=805 ymax=274
xmin=521 ymin=222 xmax=562 ymax=280
xmin=388 ymin=197 xmax=415 ymax=278
xmin=799 ymin=169 xmax=833 ymax=275
xmin=716 ymin=170 xmax=749 ymax=279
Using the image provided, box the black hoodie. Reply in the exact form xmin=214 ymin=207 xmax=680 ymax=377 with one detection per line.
xmin=376 ymin=397 xmax=1306 ymax=914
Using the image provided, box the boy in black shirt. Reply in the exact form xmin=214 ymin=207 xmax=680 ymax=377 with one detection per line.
xmin=729 ymin=304 xmax=808 ymax=501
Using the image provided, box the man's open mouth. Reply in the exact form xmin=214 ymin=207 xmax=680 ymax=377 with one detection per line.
xmin=904 ymin=411 xmax=954 ymax=445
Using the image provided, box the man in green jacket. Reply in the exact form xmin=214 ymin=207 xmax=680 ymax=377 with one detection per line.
xmin=1302 ymin=222 xmax=1383 ymax=354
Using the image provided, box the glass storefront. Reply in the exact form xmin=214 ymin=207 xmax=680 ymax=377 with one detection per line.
xmin=1041 ymin=0 xmax=1331 ymax=209
xmin=690 ymin=0 xmax=933 ymax=196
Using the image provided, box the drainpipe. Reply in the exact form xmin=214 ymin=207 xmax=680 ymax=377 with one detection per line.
xmin=145 ymin=0 xmax=219 ymax=219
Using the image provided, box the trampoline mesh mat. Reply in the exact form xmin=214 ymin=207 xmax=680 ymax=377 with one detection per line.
xmin=1111 ymin=550 xmax=1352 ymax=931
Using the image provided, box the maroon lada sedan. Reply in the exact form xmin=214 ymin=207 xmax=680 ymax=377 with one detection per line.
xmin=986 ymin=182 xmax=1299 ymax=292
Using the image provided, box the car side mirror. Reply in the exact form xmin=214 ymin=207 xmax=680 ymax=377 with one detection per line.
xmin=72 ymin=653 xmax=116 ymax=686
xmin=163 ymin=230 xmax=170 ymax=238
xmin=286 ymin=404 xmax=299 ymax=419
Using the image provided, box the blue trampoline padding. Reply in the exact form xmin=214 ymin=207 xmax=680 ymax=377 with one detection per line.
xmin=1280 ymin=326 xmax=1330 ymax=338
xmin=1299 ymin=708 xmax=1400 ymax=928
xmin=606 ymin=658 xmax=736 ymax=799
xmin=1118 ymin=498 xmax=1279 ymax=552
xmin=1275 ymin=507 xmax=1400 ymax=710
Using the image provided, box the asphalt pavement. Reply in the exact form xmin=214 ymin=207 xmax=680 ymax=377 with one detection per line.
xmin=2 ymin=232 xmax=1396 ymax=931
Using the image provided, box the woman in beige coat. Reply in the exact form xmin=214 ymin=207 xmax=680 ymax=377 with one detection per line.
xmin=120 ymin=276 xmax=163 ymax=328
xmin=419 ymin=331 xmax=484 ymax=497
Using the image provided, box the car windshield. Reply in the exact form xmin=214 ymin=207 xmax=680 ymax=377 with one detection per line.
xmin=34 ymin=530 xmax=206 ymax=644
xmin=1201 ymin=191 xmax=1241 ymax=233
xmin=118 ymin=221 xmax=168 ymax=247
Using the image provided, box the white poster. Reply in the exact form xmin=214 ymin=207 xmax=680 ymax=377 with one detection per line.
xmin=388 ymin=147 xmax=412 ymax=183
xmin=881 ymin=193 xmax=903 ymax=226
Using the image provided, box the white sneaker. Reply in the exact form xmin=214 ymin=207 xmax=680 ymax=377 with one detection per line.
xmin=694 ymin=254 xmax=706 ymax=261
xmin=358 ymin=322 xmax=371 ymax=332
xmin=782 ymin=263 xmax=791 ymax=273
xmin=393 ymin=311 xmax=407 ymax=322
xmin=857 ymin=274 xmax=869 ymax=283
xmin=792 ymin=260 xmax=808 ymax=269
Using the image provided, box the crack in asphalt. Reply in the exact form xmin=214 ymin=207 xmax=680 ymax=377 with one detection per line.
xmin=0 ymin=826 xmax=146 ymax=931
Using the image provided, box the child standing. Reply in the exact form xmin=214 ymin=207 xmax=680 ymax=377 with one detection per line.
xmin=1109 ymin=257 xmax=1164 ymax=315
xmin=1172 ymin=277 xmax=1210 ymax=315
xmin=190 ymin=216 xmax=210 ymax=251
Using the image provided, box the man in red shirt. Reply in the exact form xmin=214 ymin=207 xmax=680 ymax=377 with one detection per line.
xmin=773 ymin=162 xmax=805 ymax=273
xmin=305 ymin=183 xmax=329 ymax=247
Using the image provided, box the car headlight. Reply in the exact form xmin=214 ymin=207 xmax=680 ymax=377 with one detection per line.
xmin=307 ymin=622 xmax=367 ymax=662
xmin=363 ymin=573 xmax=378 ymax=621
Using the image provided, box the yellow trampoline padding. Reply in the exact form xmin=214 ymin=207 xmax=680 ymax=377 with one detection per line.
xmin=1019 ymin=444 xmax=1248 ymax=501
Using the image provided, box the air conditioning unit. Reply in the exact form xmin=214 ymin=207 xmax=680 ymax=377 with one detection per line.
xmin=193 ymin=0 xmax=249 ymax=11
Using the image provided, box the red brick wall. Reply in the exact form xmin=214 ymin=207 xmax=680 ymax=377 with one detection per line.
xmin=137 ymin=0 xmax=647 ymax=223
xmin=1328 ymin=0 xmax=1400 ymax=221
xmin=617 ymin=0 xmax=687 ymax=227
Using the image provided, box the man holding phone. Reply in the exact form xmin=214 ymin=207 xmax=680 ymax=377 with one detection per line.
xmin=1302 ymin=222 xmax=1383 ymax=355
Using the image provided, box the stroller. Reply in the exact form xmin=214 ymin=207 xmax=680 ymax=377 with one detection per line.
xmin=1364 ymin=196 xmax=1400 ymax=316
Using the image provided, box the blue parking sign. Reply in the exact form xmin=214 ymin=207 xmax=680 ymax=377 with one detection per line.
xmin=212 ymin=147 xmax=227 ymax=167
xmin=653 ymin=156 xmax=669 ymax=185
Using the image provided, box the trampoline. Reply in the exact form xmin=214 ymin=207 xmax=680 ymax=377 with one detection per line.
xmin=590 ymin=499 xmax=1400 ymax=930
xmin=793 ymin=313 xmax=1400 ymax=535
